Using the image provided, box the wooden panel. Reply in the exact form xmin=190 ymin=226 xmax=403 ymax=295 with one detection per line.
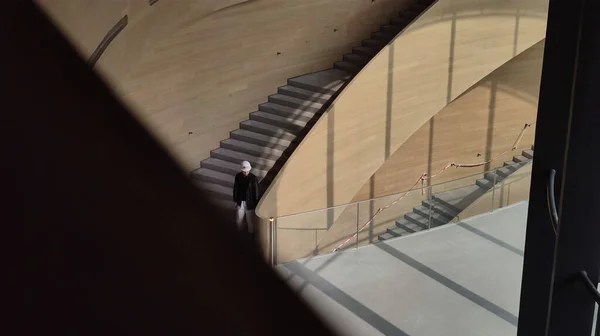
xmin=38 ymin=0 xmax=414 ymax=169
xmin=353 ymin=40 xmax=543 ymax=201
xmin=36 ymin=0 xmax=130 ymax=57
xmin=274 ymin=42 xmax=543 ymax=261
xmin=257 ymin=0 xmax=548 ymax=218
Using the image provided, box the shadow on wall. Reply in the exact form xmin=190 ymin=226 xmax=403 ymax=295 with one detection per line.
xmin=410 ymin=0 xmax=543 ymax=32
xmin=364 ymin=3 xmax=541 ymax=205
xmin=162 ymin=0 xmax=420 ymax=170
xmin=364 ymin=3 xmax=535 ymax=224
xmin=278 ymin=161 xmax=534 ymax=262
xmin=366 ymin=39 xmax=397 ymax=243
xmin=367 ymin=9 xmax=496 ymax=242
xmin=262 ymin=1 xmax=423 ymax=232
xmin=327 ymin=107 xmax=335 ymax=232
xmin=42 ymin=0 xmax=419 ymax=171
xmin=263 ymin=0 xmax=548 ymax=262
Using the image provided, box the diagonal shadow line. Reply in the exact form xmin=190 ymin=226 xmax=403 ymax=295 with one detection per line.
xmin=327 ymin=108 xmax=335 ymax=231
xmin=513 ymin=8 xmax=521 ymax=57
xmin=295 ymin=251 xmax=345 ymax=292
xmin=446 ymin=12 xmax=457 ymax=104
xmin=385 ymin=43 xmax=394 ymax=160
xmin=484 ymin=79 xmax=497 ymax=171
xmin=375 ymin=243 xmax=519 ymax=327
xmin=456 ymin=222 xmax=524 ymax=257
xmin=285 ymin=262 xmax=409 ymax=336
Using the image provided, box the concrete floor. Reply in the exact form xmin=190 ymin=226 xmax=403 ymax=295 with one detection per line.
xmin=277 ymin=201 xmax=529 ymax=336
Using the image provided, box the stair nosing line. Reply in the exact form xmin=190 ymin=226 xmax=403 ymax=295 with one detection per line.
xmin=192 ymin=2 xmax=437 ymax=207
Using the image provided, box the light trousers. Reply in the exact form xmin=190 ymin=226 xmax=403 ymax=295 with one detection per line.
xmin=236 ymin=201 xmax=254 ymax=233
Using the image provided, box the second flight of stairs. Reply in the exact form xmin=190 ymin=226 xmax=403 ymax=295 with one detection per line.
xmin=378 ymin=148 xmax=534 ymax=241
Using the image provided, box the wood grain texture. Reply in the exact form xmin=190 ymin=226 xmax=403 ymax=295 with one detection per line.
xmin=273 ymin=42 xmax=543 ymax=262
xmin=38 ymin=0 xmax=414 ymax=169
xmin=257 ymin=0 xmax=548 ymax=219
xmin=37 ymin=0 xmax=130 ymax=57
xmin=353 ymin=40 xmax=543 ymax=202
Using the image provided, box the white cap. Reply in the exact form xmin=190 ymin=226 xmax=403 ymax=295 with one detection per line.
xmin=241 ymin=161 xmax=251 ymax=172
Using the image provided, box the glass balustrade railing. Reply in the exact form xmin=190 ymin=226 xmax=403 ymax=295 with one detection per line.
xmin=271 ymin=160 xmax=533 ymax=264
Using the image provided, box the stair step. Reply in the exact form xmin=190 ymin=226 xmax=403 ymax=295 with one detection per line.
xmin=230 ymin=129 xmax=292 ymax=150
xmin=352 ymin=46 xmax=378 ymax=57
xmin=201 ymin=157 xmax=268 ymax=178
xmin=190 ymin=168 xmax=235 ymax=188
xmin=288 ymin=69 xmax=350 ymax=94
xmin=221 ymin=138 xmax=286 ymax=161
xmin=409 ymin=2 xmax=429 ymax=11
xmin=277 ymin=85 xmax=332 ymax=104
xmin=505 ymin=161 xmax=527 ymax=170
xmin=362 ymin=39 xmax=387 ymax=49
xmin=522 ymin=149 xmax=534 ymax=159
xmin=250 ymin=111 xmax=309 ymax=131
xmin=484 ymin=171 xmax=505 ymax=183
xmin=421 ymin=200 xmax=460 ymax=219
xmin=496 ymin=166 xmax=517 ymax=178
xmin=193 ymin=181 xmax=232 ymax=200
xmin=210 ymin=148 xmax=277 ymax=170
xmin=240 ymin=120 xmax=298 ymax=139
xmin=343 ymin=53 xmax=370 ymax=66
xmin=404 ymin=212 xmax=434 ymax=228
xmin=380 ymin=24 xmax=403 ymax=33
xmin=371 ymin=31 xmax=396 ymax=42
xmin=267 ymin=95 xmax=323 ymax=113
xmin=432 ymin=185 xmax=485 ymax=213
xmin=259 ymin=102 xmax=318 ymax=119
xmin=512 ymin=155 xmax=529 ymax=163
xmin=334 ymin=61 xmax=361 ymax=74
xmin=412 ymin=205 xmax=451 ymax=225
xmin=395 ymin=218 xmax=422 ymax=233
xmin=413 ymin=203 xmax=453 ymax=220
xmin=390 ymin=16 xmax=410 ymax=26
xmin=387 ymin=226 xmax=407 ymax=237
xmin=476 ymin=178 xmax=494 ymax=189
xmin=378 ymin=232 xmax=396 ymax=241
xmin=401 ymin=9 xmax=420 ymax=21
xmin=504 ymin=160 xmax=528 ymax=171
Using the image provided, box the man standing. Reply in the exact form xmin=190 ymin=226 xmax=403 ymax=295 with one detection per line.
xmin=233 ymin=160 xmax=260 ymax=233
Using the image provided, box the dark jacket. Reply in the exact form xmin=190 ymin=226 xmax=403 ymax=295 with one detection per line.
xmin=233 ymin=172 xmax=260 ymax=210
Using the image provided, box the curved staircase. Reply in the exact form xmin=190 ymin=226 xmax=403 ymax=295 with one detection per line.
xmin=378 ymin=148 xmax=534 ymax=241
xmin=190 ymin=0 xmax=436 ymax=208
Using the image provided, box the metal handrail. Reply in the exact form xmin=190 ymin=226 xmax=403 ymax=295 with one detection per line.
xmin=275 ymin=160 xmax=532 ymax=220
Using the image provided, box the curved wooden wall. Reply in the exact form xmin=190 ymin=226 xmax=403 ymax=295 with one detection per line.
xmin=256 ymin=0 xmax=548 ymax=218
xmin=37 ymin=0 xmax=131 ymax=57
xmin=353 ymin=40 xmax=543 ymax=202
xmin=274 ymin=41 xmax=543 ymax=262
xmin=38 ymin=0 xmax=252 ymax=67
xmin=38 ymin=0 xmax=413 ymax=169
